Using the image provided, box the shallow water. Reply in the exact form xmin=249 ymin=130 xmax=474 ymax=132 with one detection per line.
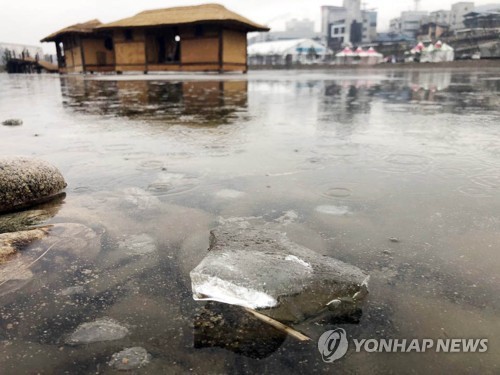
xmin=0 ymin=69 xmax=499 ymax=374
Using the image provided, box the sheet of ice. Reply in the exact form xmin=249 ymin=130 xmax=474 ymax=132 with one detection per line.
xmin=315 ymin=205 xmax=350 ymax=215
xmin=190 ymin=223 xmax=369 ymax=322
xmin=215 ymin=189 xmax=245 ymax=199
xmin=191 ymin=274 xmax=277 ymax=309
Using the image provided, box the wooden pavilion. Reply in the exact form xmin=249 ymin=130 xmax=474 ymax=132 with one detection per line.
xmin=42 ymin=4 xmax=269 ymax=74
xmin=41 ymin=19 xmax=115 ymax=74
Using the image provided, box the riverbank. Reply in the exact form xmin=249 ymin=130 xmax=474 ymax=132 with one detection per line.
xmin=249 ymin=59 xmax=500 ymax=71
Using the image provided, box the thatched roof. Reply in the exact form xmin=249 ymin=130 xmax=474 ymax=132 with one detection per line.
xmin=41 ymin=19 xmax=102 ymax=42
xmin=98 ymin=4 xmax=269 ymax=32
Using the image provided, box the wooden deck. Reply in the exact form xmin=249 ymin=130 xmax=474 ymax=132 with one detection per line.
xmin=5 ymin=57 xmax=58 ymax=73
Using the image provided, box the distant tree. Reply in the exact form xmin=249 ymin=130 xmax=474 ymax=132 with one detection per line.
xmin=2 ymin=49 xmax=12 ymax=65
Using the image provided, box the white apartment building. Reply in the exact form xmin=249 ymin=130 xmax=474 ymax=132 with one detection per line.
xmin=389 ymin=11 xmax=428 ymax=37
xmin=428 ymin=10 xmax=451 ymax=25
xmin=450 ymin=2 xmax=475 ymax=30
xmin=322 ymin=0 xmax=377 ymax=50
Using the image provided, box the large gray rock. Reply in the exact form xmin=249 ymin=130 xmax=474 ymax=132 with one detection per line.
xmin=0 ymin=157 xmax=66 ymax=213
xmin=190 ymin=222 xmax=369 ymax=323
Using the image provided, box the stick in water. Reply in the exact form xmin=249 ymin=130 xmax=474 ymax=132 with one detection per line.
xmin=243 ymin=307 xmax=311 ymax=342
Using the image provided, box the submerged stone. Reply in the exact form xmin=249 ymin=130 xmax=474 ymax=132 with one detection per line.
xmin=0 ymin=227 xmax=50 ymax=264
xmin=118 ymin=233 xmax=157 ymax=256
xmin=0 ymin=157 xmax=67 ymax=213
xmin=66 ymin=318 xmax=129 ymax=345
xmin=0 ymin=206 xmax=61 ymax=234
xmin=315 ymin=205 xmax=350 ymax=215
xmin=108 ymin=347 xmax=151 ymax=371
xmin=0 ymin=223 xmax=103 ymax=296
xmin=60 ymin=285 xmax=85 ymax=296
xmin=194 ymin=301 xmax=287 ymax=359
xmin=190 ymin=223 xmax=369 ymax=323
xmin=2 ymin=119 xmax=23 ymax=126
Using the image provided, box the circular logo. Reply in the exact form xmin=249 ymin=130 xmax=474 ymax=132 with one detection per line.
xmin=318 ymin=328 xmax=349 ymax=363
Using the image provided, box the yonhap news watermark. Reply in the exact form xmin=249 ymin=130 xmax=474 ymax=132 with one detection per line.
xmin=318 ymin=329 xmax=489 ymax=363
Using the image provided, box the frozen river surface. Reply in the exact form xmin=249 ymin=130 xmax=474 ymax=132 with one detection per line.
xmin=0 ymin=69 xmax=499 ymax=373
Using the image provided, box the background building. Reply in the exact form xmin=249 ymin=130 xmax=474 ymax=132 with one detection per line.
xmin=427 ymin=10 xmax=451 ymax=24
xmin=417 ymin=22 xmax=450 ymax=42
xmin=321 ymin=0 xmax=378 ymax=51
xmin=450 ymin=2 xmax=475 ymax=30
xmin=390 ymin=11 xmax=428 ymax=38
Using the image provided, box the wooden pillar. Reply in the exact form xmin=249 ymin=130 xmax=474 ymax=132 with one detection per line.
xmin=69 ymin=36 xmax=76 ymax=73
xmin=111 ymin=30 xmax=118 ymax=74
xmin=244 ymin=34 xmax=248 ymax=74
xmin=144 ymin=31 xmax=149 ymax=74
xmin=55 ymin=41 xmax=63 ymax=71
xmin=79 ymin=36 xmax=87 ymax=74
xmin=219 ymin=28 xmax=224 ymax=73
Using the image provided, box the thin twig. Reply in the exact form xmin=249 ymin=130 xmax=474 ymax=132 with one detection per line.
xmin=0 ymin=239 xmax=61 ymax=288
xmin=243 ymin=307 xmax=311 ymax=341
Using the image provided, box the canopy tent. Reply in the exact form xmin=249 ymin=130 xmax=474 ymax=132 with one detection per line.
xmin=365 ymin=47 xmax=384 ymax=64
xmin=336 ymin=46 xmax=354 ymax=57
xmin=432 ymin=41 xmax=454 ymax=62
xmin=248 ymin=39 xmax=332 ymax=65
xmin=420 ymin=41 xmax=454 ymax=63
xmin=335 ymin=46 xmax=383 ymax=65
xmin=354 ymin=47 xmax=366 ymax=56
xmin=407 ymin=41 xmax=454 ymax=63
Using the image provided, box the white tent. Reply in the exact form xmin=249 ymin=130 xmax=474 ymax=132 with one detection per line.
xmin=365 ymin=47 xmax=384 ymax=65
xmin=335 ymin=46 xmax=355 ymax=64
xmin=247 ymin=39 xmax=332 ymax=65
xmin=336 ymin=46 xmax=383 ymax=65
xmin=420 ymin=41 xmax=454 ymax=63
xmin=432 ymin=41 xmax=454 ymax=62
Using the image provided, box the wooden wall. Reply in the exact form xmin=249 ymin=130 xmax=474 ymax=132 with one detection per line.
xmin=62 ymin=36 xmax=84 ymax=73
xmin=222 ymin=29 xmax=247 ymax=71
xmin=114 ymin=29 xmax=146 ymax=72
xmin=81 ymin=37 xmax=114 ymax=71
xmin=181 ymin=37 xmax=219 ymax=64
xmin=105 ymin=25 xmax=250 ymax=73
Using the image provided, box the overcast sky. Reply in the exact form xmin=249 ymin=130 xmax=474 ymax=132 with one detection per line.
xmin=0 ymin=0 xmax=495 ymax=53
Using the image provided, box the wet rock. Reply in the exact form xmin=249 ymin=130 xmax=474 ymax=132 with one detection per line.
xmin=194 ymin=302 xmax=287 ymax=359
xmin=108 ymin=347 xmax=151 ymax=371
xmin=118 ymin=233 xmax=156 ymax=256
xmin=0 ymin=207 xmax=60 ymax=234
xmin=0 ymin=223 xmax=103 ymax=296
xmin=0 ymin=157 xmax=67 ymax=213
xmin=190 ymin=222 xmax=369 ymax=323
xmin=0 ymin=227 xmax=49 ymax=264
xmin=274 ymin=210 xmax=299 ymax=225
xmin=38 ymin=223 xmax=103 ymax=260
xmin=2 ymin=119 xmax=23 ymax=126
xmin=0 ymin=266 xmax=33 ymax=297
xmin=65 ymin=318 xmax=129 ymax=345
